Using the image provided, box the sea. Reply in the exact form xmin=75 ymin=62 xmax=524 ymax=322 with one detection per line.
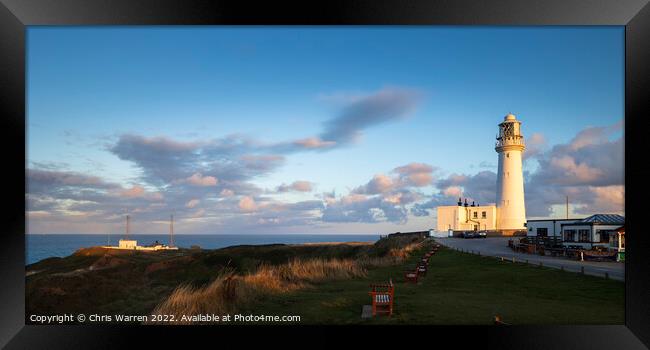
xmin=25 ymin=234 xmax=382 ymax=265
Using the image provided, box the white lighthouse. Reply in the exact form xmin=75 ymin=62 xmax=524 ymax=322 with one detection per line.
xmin=436 ymin=113 xmax=528 ymax=236
xmin=495 ymin=113 xmax=526 ymax=234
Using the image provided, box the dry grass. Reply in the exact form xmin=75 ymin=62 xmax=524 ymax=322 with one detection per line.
xmin=150 ymin=239 xmax=425 ymax=324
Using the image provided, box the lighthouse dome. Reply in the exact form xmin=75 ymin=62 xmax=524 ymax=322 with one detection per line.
xmin=504 ymin=113 xmax=516 ymax=121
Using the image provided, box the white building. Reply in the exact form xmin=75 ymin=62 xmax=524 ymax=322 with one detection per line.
xmin=108 ymin=239 xmax=178 ymax=251
xmin=118 ymin=239 xmax=137 ymax=249
xmin=560 ymin=214 xmax=625 ymax=249
xmin=526 ymin=218 xmax=583 ymax=238
xmin=105 ymin=214 xmax=178 ymax=251
xmin=436 ymin=199 xmax=496 ymax=232
xmin=436 ymin=113 xmax=527 ymax=236
xmin=495 ymin=113 xmax=527 ymax=233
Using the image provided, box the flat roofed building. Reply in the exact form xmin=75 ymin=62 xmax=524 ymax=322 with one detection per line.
xmin=436 ymin=201 xmax=497 ymax=232
xmin=118 ymin=239 xmax=137 ymax=249
xmin=526 ymin=218 xmax=583 ymax=238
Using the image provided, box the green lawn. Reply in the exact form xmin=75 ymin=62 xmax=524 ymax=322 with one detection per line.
xmin=239 ymin=242 xmax=624 ymax=325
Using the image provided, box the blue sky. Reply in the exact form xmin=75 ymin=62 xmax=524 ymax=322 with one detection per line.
xmin=26 ymin=26 xmax=624 ymax=234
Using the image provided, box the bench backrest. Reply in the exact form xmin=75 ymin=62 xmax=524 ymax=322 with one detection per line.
xmin=370 ymin=279 xmax=394 ymax=295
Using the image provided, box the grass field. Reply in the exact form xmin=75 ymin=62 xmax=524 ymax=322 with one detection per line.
xmin=26 ymin=237 xmax=624 ymax=325
xmin=237 ymin=242 xmax=624 ymax=325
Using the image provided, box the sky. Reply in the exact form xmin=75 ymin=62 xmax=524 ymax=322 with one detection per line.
xmin=26 ymin=26 xmax=625 ymax=234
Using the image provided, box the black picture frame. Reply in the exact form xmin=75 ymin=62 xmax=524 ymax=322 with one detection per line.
xmin=1 ymin=0 xmax=648 ymax=348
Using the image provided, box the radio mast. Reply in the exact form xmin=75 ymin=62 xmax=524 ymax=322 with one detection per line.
xmin=126 ymin=214 xmax=131 ymax=240
xmin=169 ymin=214 xmax=174 ymax=247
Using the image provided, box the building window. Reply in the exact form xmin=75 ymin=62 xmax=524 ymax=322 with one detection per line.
xmin=482 ymin=211 xmax=486 ymax=219
xmin=537 ymin=228 xmax=548 ymax=237
xmin=598 ymin=230 xmax=612 ymax=243
xmin=473 ymin=211 xmax=478 ymax=219
xmin=564 ymin=230 xmax=576 ymax=242
xmin=578 ymin=229 xmax=590 ymax=243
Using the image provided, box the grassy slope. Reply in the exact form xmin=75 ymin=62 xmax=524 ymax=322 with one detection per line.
xmin=238 ymin=243 xmax=624 ymax=325
xmin=25 ymin=243 xmax=377 ymax=317
xmin=26 ymin=238 xmax=623 ymax=324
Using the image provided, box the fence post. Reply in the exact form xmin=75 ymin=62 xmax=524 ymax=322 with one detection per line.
xmin=580 ymin=266 xmax=585 ymax=274
xmin=512 ymin=257 xmax=516 ymax=263
xmin=500 ymin=256 xmax=504 ymax=262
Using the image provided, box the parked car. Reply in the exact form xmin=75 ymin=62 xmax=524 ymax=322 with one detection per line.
xmin=478 ymin=231 xmax=487 ymax=238
xmin=463 ymin=231 xmax=477 ymax=239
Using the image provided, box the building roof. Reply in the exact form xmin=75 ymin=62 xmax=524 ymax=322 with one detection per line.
xmin=580 ymin=214 xmax=625 ymax=225
xmin=560 ymin=214 xmax=625 ymax=227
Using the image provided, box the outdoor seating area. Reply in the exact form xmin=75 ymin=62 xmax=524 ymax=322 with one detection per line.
xmin=403 ymin=243 xmax=439 ymax=283
xmin=508 ymin=238 xmax=618 ymax=262
xmin=369 ymin=241 xmax=441 ymax=317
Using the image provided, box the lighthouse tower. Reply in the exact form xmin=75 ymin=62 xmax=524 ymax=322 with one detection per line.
xmin=495 ymin=113 xmax=527 ymax=235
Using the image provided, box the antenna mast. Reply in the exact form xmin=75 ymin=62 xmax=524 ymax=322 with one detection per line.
xmin=566 ymin=196 xmax=569 ymax=219
xmin=126 ymin=214 xmax=131 ymax=240
xmin=169 ymin=214 xmax=174 ymax=247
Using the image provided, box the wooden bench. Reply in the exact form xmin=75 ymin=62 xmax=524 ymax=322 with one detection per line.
xmin=416 ymin=263 xmax=427 ymax=276
xmin=369 ymin=280 xmax=394 ymax=316
xmin=404 ymin=269 xmax=419 ymax=283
